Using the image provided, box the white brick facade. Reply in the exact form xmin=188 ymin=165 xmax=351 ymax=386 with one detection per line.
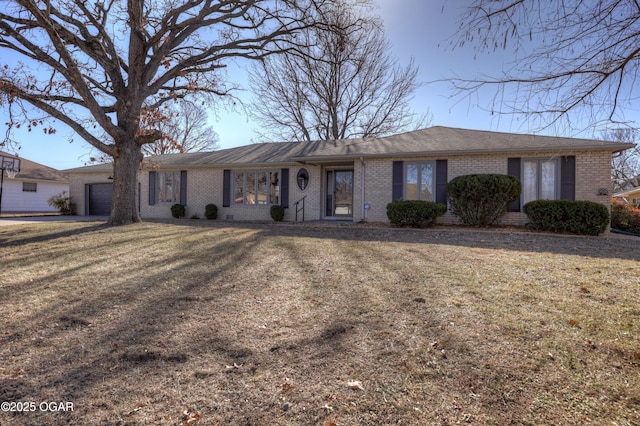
xmin=69 ymin=149 xmax=614 ymax=226
xmin=70 ymin=151 xmax=611 ymax=225
xmin=359 ymin=151 xmax=613 ymax=226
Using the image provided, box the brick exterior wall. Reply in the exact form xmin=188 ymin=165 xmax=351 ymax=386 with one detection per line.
xmin=69 ymin=172 xmax=117 ymax=216
xmin=69 ymin=150 xmax=614 ymax=226
xmin=140 ymin=165 xmax=325 ymax=222
xmin=360 ymin=151 xmax=613 ymax=226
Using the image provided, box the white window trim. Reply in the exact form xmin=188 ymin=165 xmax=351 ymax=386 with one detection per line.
xmin=232 ymin=170 xmax=280 ymax=206
xmin=521 ymin=158 xmax=560 ymax=205
xmin=156 ymin=171 xmax=181 ymax=204
xmin=404 ymin=161 xmax=435 ymax=201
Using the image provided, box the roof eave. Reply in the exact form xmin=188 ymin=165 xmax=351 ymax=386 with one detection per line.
xmin=66 ymin=161 xmax=302 ymax=172
xmin=292 ymin=143 xmax=636 ymax=163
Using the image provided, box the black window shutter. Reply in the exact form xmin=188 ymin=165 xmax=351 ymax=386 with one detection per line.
xmin=392 ymin=161 xmax=404 ymax=201
xmin=435 ymin=159 xmax=448 ymax=204
xmin=223 ymin=170 xmax=231 ymax=207
xmin=149 ymin=171 xmax=156 ymax=205
xmin=507 ymin=158 xmax=521 ymax=212
xmin=560 ymin=156 xmax=576 ymax=200
xmin=281 ymin=168 xmax=290 ymax=208
xmin=180 ymin=170 xmax=187 ymax=206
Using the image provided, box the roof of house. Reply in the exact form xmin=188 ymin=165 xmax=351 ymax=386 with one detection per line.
xmin=614 ymin=187 xmax=640 ymax=197
xmin=1 ymin=151 xmax=69 ymax=182
xmin=64 ymin=140 xmax=343 ymax=172
xmin=292 ymin=126 xmax=636 ymax=162
xmin=65 ymin=126 xmax=636 ymax=172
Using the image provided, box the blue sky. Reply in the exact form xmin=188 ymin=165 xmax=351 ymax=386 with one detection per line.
xmin=2 ymin=0 xmax=635 ymax=169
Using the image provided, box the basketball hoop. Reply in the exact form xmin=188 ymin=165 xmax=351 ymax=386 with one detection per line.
xmin=0 ymin=155 xmax=21 ymax=216
xmin=1 ymin=155 xmax=21 ymax=179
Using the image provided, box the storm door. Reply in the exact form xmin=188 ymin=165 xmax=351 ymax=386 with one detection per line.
xmin=325 ymin=169 xmax=353 ymax=217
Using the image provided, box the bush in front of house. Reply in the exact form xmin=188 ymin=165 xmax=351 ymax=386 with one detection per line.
xmin=270 ymin=205 xmax=285 ymax=222
xmin=170 ymin=203 xmax=186 ymax=219
xmin=523 ymin=200 xmax=610 ymax=235
xmin=447 ymin=174 xmax=521 ymax=226
xmin=47 ymin=191 xmax=77 ymax=215
xmin=205 ymin=204 xmax=218 ymax=220
xmin=610 ymin=200 xmax=640 ymax=234
xmin=386 ymin=199 xmax=447 ymax=228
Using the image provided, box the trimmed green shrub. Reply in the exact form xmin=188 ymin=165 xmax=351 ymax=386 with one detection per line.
xmin=611 ymin=200 xmax=640 ymax=234
xmin=447 ymin=174 xmax=521 ymax=226
xmin=170 ymin=203 xmax=186 ymax=219
xmin=47 ymin=191 xmax=77 ymax=215
xmin=270 ymin=205 xmax=285 ymax=222
xmin=386 ymin=199 xmax=447 ymax=228
xmin=523 ymin=200 xmax=610 ymax=235
xmin=205 ymin=204 xmax=218 ymax=220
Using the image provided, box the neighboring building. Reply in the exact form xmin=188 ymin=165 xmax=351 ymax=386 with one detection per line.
xmin=614 ymin=188 xmax=640 ymax=207
xmin=0 ymin=151 xmax=69 ymax=214
xmin=65 ymin=126 xmax=635 ymax=225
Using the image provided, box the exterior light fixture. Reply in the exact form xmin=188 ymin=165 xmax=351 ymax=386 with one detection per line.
xmin=297 ymin=168 xmax=309 ymax=191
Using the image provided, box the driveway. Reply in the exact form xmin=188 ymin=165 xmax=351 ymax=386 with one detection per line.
xmin=0 ymin=215 xmax=108 ymax=226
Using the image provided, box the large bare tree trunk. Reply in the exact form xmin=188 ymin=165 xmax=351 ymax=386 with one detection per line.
xmin=1 ymin=0 xmax=330 ymax=226
xmin=108 ymin=138 xmax=143 ymax=225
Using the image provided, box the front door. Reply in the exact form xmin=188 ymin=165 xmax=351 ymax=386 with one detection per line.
xmin=325 ymin=169 xmax=353 ymax=217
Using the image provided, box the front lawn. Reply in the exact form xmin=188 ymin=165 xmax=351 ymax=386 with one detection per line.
xmin=1 ymin=221 xmax=638 ymax=425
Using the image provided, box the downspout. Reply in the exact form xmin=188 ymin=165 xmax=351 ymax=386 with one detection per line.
xmin=360 ymin=156 xmax=366 ymax=222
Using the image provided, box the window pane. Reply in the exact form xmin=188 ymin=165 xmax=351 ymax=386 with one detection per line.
xmin=246 ymin=172 xmax=256 ymax=204
xmin=234 ymin=172 xmax=244 ymax=204
xmin=158 ymin=173 xmax=166 ymax=203
xmin=270 ymin=172 xmax=279 ymax=205
xmin=540 ymin=160 xmax=556 ymax=200
xmin=173 ymin=172 xmax=180 ymax=203
xmin=22 ymin=182 xmax=37 ymax=192
xmin=420 ymin=163 xmax=433 ymax=201
xmin=167 ymin=172 xmax=175 ymax=203
xmin=405 ymin=164 xmax=418 ymax=200
xmin=257 ymin=172 xmax=267 ymax=205
xmin=522 ymin=160 xmax=537 ymax=205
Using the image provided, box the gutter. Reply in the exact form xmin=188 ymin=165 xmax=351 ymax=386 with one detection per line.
xmin=291 ymin=143 xmax=637 ymax=163
xmin=66 ymin=161 xmax=302 ymax=173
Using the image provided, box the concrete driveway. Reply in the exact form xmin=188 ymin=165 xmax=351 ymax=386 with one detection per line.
xmin=0 ymin=215 xmax=108 ymax=226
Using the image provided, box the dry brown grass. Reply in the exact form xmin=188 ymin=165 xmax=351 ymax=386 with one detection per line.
xmin=0 ymin=220 xmax=639 ymax=426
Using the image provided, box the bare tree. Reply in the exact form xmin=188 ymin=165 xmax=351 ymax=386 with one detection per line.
xmin=249 ymin=0 xmax=428 ymax=142
xmin=450 ymin=0 xmax=640 ymax=131
xmin=142 ymin=102 xmax=219 ymax=156
xmin=0 ymin=0 xmax=326 ymax=225
xmin=601 ymin=128 xmax=640 ymax=193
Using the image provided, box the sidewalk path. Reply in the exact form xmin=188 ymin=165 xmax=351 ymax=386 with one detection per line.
xmin=0 ymin=216 xmax=108 ymax=226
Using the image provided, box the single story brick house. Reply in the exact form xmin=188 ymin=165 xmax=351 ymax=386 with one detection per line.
xmin=1 ymin=151 xmax=69 ymax=214
xmin=65 ymin=126 xmax=634 ymax=224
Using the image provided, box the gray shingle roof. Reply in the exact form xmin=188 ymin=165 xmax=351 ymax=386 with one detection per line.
xmin=64 ymin=126 xmax=635 ymax=172
xmin=1 ymin=151 xmax=69 ymax=182
xmin=65 ymin=140 xmax=342 ymax=172
xmin=291 ymin=126 xmax=636 ymax=162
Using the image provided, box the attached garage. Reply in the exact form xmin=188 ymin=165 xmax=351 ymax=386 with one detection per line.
xmin=85 ymin=183 xmax=113 ymax=216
